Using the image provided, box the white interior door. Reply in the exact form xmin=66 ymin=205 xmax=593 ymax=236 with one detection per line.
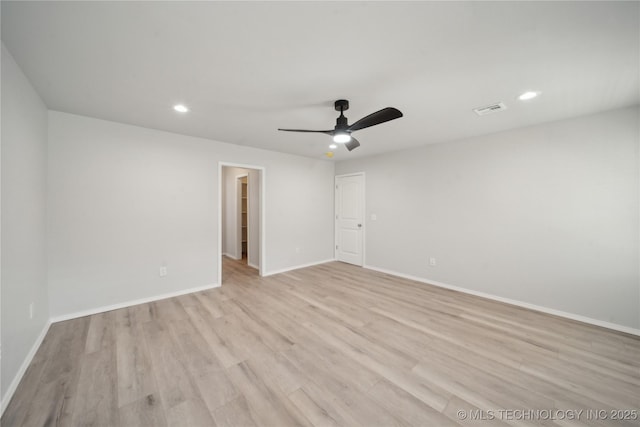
xmin=335 ymin=173 xmax=364 ymax=266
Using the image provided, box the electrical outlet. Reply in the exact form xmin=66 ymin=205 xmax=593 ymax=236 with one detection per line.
xmin=295 ymin=247 xmax=300 ymax=254
xmin=29 ymin=302 xmax=34 ymax=319
xmin=371 ymin=214 xmax=377 ymax=221
xmin=159 ymin=266 xmax=167 ymax=277
xmin=429 ymin=257 xmax=437 ymax=266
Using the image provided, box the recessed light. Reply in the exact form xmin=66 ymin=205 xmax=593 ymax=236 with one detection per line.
xmin=518 ymin=91 xmax=539 ymax=101
xmin=173 ymin=104 xmax=189 ymax=113
xmin=329 ymin=144 xmax=337 ymax=149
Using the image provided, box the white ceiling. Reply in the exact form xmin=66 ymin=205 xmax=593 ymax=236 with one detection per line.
xmin=2 ymin=1 xmax=638 ymax=160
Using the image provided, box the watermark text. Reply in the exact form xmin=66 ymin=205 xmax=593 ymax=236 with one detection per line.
xmin=456 ymin=409 xmax=638 ymax=422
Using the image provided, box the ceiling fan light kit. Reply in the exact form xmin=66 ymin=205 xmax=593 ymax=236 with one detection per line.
xmin=278 ymin=99 xmax=403 ymax=153
xmin=333 ymin=132 xmax=351 ymax=144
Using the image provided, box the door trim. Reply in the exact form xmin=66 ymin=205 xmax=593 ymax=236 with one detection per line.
xmin=218 ymin=162 xmax=266 ymax=285
xmin=334 ymin=172 xmax=365 ymax=266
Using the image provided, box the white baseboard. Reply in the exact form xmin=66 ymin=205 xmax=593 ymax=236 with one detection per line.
xmin=1 ymin=320 xmax=51 ymax=416
xmin=247 ymin=262 xmax=259 ymax=270
xmin=50 ymin=282 xmax=220 ymax=323
xmin=364 ymin=264 xmax=640 ymax=337
xmin=263 ymin=259 xmax=335 ymax=277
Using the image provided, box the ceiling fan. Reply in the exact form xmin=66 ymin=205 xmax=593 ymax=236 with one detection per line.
xmin=278 ymin=100 xmax=403 ymax=151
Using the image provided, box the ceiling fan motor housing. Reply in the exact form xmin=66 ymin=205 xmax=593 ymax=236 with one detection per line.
xmin=335 ymin=100 xmax=350 ymax=130
xmin=334 ymin=99 xmax=349 ymax=112
xmin=336 ymin=115 xmax=349 ymax=130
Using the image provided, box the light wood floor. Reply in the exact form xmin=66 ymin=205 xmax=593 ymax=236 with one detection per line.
xmin=3 ymin=258 xmax=639 ymax=426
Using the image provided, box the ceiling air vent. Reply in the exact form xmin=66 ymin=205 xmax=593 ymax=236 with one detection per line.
xmin=473 ymin=102 xmax=507 ymax=116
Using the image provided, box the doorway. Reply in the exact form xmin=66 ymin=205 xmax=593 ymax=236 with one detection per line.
xmin=238 ymin=175 xmax=248 ymax=262
xmin=219 ymin=163 xmax=265 ymax=284
xmin=335 ymin=172 xmax=365 ymax=266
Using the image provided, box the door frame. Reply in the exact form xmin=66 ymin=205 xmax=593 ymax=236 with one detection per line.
xmin=218 ymin=162 xmax=266 ymax=285
xmin=334 ymin=172 xmax=365 ymax=266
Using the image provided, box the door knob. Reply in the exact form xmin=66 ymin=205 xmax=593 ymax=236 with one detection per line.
xmin=358 ymin=224 xmax=362 ymax=227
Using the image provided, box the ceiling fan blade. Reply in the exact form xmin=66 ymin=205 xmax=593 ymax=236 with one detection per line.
xmin=344 ymin=136 xmax=361 ymax=151
xmin=348 ymin=107 xmax=403 ymax=132
xmin=278 ymin=128 xmax=333 ymax=135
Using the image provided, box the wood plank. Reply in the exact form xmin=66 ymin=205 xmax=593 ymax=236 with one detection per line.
xmin=213 ymin=395 xmax=257 ymax=427
xmin=115 ymin=307 xmax=158 ymax=408
xmin=192 ymin=369 xmax=240 ymax=413
xmin=368 ymin=379 xmax=461 ymax=427
xmin=182 ymin=304 xmax=242 ymax=368
xmin=118 ymin=394 xmax=167 ymax=427
xmin=85 ymin=310 xmax=116 ymax=354
xmin=225 ymin=361 xmax=312 ymax=427
xmin=288 ymin=382 xmax=363 ymax=427
xmin=142 ymin=320 xmax=216 ymax=426
xmin=70 ymin=346 xmax=118 ymax=426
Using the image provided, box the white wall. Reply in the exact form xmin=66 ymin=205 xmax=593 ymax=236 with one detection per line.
xmin=1 ymin=45 xmax=50 ymax=404
xmin=336 ymin=107 xmax=639 ymax=329
xmin=47 ymin=111 xmax=334 ymax=318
